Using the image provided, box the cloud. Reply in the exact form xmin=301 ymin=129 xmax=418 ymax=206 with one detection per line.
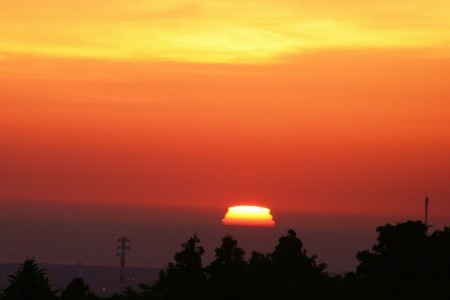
xmin=0 ymin=0 xmax=449 ymax=63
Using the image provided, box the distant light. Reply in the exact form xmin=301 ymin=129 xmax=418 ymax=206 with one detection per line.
xmin=222 ymin=205 xmax=275 ymax=226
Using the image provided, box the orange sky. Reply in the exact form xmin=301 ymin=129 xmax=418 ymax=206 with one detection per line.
xmin=1 ymin=1 xmax=450 ymax=219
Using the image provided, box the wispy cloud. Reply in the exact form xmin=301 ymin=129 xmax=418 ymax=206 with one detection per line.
xmin=0 ymin=0 xmax=449 ymax=63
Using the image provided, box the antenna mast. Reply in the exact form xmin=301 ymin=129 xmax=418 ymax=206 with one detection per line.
xmin=424 ymin=196 xmax=429 ymax=236
xmin=116 ymin=236 xmax=131 ymax=285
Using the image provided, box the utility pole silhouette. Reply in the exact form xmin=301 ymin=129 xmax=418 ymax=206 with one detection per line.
xmin=116 ymin=236 xmax=130 ymax=285
xmin=424 ymin=195 xmax=430 ymax=236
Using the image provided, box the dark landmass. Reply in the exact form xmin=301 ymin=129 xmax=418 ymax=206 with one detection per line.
xmin=1 ymin=220 xmax=450 ymax=299
xmin=0 ymin=263 xmax=159 ymax=296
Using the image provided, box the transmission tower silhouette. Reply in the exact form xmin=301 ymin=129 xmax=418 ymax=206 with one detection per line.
xmin=116 ymin=236 xmax=130 ymax=284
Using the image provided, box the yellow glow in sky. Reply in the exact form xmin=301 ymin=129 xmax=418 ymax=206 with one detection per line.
xmin=223 ymin=206 xmax=275 ymax=226
xmin=0 ymin=0 xmax=449 ymax=63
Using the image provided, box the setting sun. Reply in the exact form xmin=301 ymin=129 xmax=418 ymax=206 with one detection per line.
xmin=1 ymin=0 xmax=450 ymax=284
xmin=222 ymin=206 xmax=275 ymax=226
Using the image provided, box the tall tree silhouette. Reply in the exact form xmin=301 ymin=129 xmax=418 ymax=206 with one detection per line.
xmin=246 ymin=251 xmax=275 ymax=300
xmin=206 ymin=235 xmax=247 ymax=299
xmin=271 ymin=229 xmax=327 ymax=299
xmin=1 ymin=258 xmax=57 ymax=300
xmin=151 ymin=233 xmax=206 ymax=300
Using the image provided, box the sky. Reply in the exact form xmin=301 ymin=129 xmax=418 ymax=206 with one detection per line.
xmin=1 ymin=0 xmax=450 ymax=273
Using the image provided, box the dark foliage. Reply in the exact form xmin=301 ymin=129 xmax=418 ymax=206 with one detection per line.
xmin=148 ymin=229 xmax=328 ymax=300
xmin=6 ymin=221 xmax=450 ymax=300
xmin=205 ymin=235 xmax=247 ymax=299
xmin=137 ymin=223 xmax=450 ymax=300
xmin=150 ymin=233 xmax=206 ymax=300
xmin=270 ymin=229 xmax=328 ymax=299
xmin=246 ymin=251 xmax=275 ymax=299
xmin=353 ymin=221 xmax=450 ymax=299
xmin=0 ymin=258 xmax=58 ymax=300
xmin=60 ymin=277 xmax=98 ymax=300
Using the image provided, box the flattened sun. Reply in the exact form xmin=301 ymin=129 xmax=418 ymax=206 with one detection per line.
xmin=222 ymin=205 xmax=275 ymax=227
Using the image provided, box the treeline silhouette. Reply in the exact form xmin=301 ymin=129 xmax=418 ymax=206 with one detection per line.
xmin=2 ymin=220 xmax=450 ymax=299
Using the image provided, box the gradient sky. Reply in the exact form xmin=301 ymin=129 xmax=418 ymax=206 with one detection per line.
xmin=1 ymin=0 xmax=450 ymax=272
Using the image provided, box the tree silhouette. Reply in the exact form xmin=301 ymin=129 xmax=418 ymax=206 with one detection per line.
xmin=151 ymin=233 xmax=206 ymax=300
xmin=107 ymin=222 xmax=450 ymax=300
xmin=1 ymin=258 xmax=57 ymax=300
xmin=273 ymin=229 xmax=326 ymax=274
xmin=427 ymin=226 xmax=450 ymax=298
xmin=355 ymin=221 xmax=428 ymax=298
xmin=60 ymin=277 xmax=98 ymax=300
xmin=206 ymin=235 xmax=247 ymax=299
xmin=271 ymin=229 xmax=327 ymax=299
xmin=246 ymin=251 xmax=275 ymax=300
xmin=352 ymin=220 xmax=450 ymax=299
xmin=428 ymin=226 xmax=450 ymax=271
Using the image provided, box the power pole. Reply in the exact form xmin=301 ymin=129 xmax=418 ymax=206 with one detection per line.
xmin=116 ymin=236 xmax=130 ymax=285
xmin=424 ymin=196 xmax=430 ymax=236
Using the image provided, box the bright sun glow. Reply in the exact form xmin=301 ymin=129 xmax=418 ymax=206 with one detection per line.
xmin=222 ymin=205 xmax=275 ymax=226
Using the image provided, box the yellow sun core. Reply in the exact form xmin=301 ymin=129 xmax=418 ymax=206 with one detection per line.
xmin=222 ymin=206 xmax=275 ymax=227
